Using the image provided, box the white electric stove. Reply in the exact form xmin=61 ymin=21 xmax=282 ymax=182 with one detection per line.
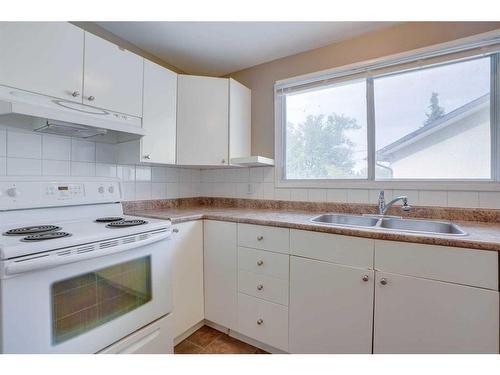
xmin=0 ymin=176 xmax=173 ymax=354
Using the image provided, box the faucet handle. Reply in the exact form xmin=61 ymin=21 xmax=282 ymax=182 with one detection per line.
xmin=378 ymin=190 xmax=385 ymax=199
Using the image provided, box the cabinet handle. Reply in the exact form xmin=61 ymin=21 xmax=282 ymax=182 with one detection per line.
xmin=144 ymin=154 xmax=151 ymax=160
xmin=257 ymin=284 xmax=264 ymax=291
xmin=71 ymin=90 xmax=80 ymax=97
xmin=362 ymin=275 xmax=369 ymax=282
xmin=257 ymin=235 xmax=264 ymax=241
xmin=87 ymin=95 xmax=95 ymax=101
xmin=257 ymin=319 xmax=264 ymax=325
xmin=380 ymin=278 xmax=388 ymax=286
xmin=172 ymin=228 xmax=179 ymax=233
xmin=256 ymin=260 xmax=264 ymax=266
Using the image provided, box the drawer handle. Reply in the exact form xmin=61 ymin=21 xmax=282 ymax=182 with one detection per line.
xmin=257 ymin=284 xmax=264 ymax=291
xmin=362 ymin=275 xmax=369 ymax=282
xmin=257 ymin=319 xmax=264 ymax=325
xmin=256 ymin=260 xmax=264 ymax=266
xmin=380 ymin=278 xmax=388 ymax=286
xmin=257 ymin=235 xmax=264 ymax=241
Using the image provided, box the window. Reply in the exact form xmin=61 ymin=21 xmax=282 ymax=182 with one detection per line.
xmin=374 ymin=57 xmax=491 ymax=179
xmin=277 ymin=44 xmax=500 ymax=186
xmin=285 ymin=79 xmax=367 ymax=179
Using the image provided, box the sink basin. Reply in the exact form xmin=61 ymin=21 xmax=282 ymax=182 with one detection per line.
xmin=310 ymin=214 xmax=379 ymax=227
xmin=310 ymin=214 xmax=467 ymax=236
xmin=377 ymin=217 xmax=467 ymax=235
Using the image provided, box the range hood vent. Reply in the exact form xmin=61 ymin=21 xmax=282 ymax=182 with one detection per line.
xmin=0 ymin=85 xmax=146 ymax=141
xmin=34 ymin=120 xmax=108 ymax=138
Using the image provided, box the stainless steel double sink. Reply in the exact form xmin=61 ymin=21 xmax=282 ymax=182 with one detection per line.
xmin=310 ymin=214 xmax=467 ymax=236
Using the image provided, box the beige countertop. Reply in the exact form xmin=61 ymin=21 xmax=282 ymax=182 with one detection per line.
xmin=125 ymin=205 xmax=500 ymax=252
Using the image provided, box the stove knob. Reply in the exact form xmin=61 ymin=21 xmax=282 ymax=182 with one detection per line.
xmin=6 ymin=187 xmax=19 ymax=197
xmin=98 ymin=186 xmax=105 ymax=194
xmin=108 ymin=186 xmax=115 ymax=194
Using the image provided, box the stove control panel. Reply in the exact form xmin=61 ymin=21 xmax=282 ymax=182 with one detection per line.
xmin=44 ymin=183 xmax=84 ymax=198
xmin=0 ymin=178 xmax=122 ymax=210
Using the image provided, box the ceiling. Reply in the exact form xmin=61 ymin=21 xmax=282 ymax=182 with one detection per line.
xmin=96 ymin=22 xmax=397 ymax=76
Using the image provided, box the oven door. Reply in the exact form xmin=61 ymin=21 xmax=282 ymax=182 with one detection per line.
xmin=0 ymin=232 xmax=171 ymax=354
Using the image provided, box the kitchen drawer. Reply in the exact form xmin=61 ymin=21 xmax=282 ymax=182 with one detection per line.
xmin=290 ymin=229 xmax=374 ymax=268
xmin=238 ymin=270 xmax=289 ymax=306
xmin=238 ymin=247 xmax=289 ymax=279
xmin=375 ymin=240 xmax=498 ymax=290
xmin=238 ymin=224 xmax=289 ymax=254
xmin=237 ymin=293 xmax=288 ymax=351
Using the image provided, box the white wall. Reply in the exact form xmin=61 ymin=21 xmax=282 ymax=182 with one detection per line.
xmin=198 ymin=166 xmax=500 ymax=209
xmin=389 ymin=110 xmax=490 ymax=179
xmin=2 ymin=123 xmax=500 ymax=209
xmin=0 ymin=125 xmax=201 ymax=201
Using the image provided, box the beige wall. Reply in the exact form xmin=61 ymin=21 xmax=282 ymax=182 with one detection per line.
xmin=228 ymin=22 xmax=500 ymax=158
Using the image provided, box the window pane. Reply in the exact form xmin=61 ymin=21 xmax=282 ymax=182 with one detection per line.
xmin=285 ymin=80 xmax=367 ymax=179
xmin=52 ymin=256 xmax=152 ymax=345
xmin=374 ymin=57 xmax=491 ymax=179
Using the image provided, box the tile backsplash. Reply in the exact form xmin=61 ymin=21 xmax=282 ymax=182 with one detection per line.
xmin=2 ymin=125 xmax=500 ymax=209
xmin=0 ymin=127 xmax=201 ymax=201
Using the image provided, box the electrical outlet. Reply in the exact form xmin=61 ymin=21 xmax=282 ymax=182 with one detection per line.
xmin=247 ymin=183 xmax=254 ymax=195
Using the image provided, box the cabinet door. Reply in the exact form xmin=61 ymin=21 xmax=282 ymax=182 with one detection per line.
xmin=289 ymin=256 xmax=374 ymax=353
xmin=229 ymin=78 xmax=251 ymax=159
xmin=142 ymin=60 xmax=177 ymax=164
xmin=203 ymin=220 xmax=237 ymax=329
xmin=177 ymin=75 xmax=229 ymax=166
xmin=0 ymin=22 xmax=84 ymax=101
xmin=83 ymin=32 xmax=143 ymax=116
xmin=170 ymin=221 xmax=204 ymax=340
xmin=374 ymin=272 xmax=499 ymax=353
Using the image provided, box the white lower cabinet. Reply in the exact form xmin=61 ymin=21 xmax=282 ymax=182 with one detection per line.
xmin=373 ymin=271 xmax=499 ymax=354
xmin=170 ymin=221 xmax=204 ymax=340
xmin=203 ymin=220 xmax=238 ymax=330
xmin=237 ymin=293 xmax=289 ymax=351
xmin=289 ymin=256 xmax=374 ymax=353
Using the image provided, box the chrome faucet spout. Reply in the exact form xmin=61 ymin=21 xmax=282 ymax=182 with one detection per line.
xmin=378 ymin=190 xmax=411 ymax=215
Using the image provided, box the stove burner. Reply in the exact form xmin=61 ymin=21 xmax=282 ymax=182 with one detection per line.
xmin=22 ymin=232 xmax=72 ymax=241
xmin=106 ymin=219 xmax=148 ymax=228
xmin=95 ymin=217 xmax=124 ymax=223
xmin=3 ymin=225 xmax=61 ymax=236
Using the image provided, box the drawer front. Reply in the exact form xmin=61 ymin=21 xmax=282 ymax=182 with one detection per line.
xmin=238 ymin=224 xmax=289 ymax=254
xmin=375 ymin=240 xmax=498 ymax=290
xmin=290 ymin=229 xmax=374 ymax=268
xmin=238 ymin=247 xmax=289 ymax=279
xmin=237 ymin=293 xmax=288 ymax=351
xmin=238 ymin=270 xmax=289 ymax=306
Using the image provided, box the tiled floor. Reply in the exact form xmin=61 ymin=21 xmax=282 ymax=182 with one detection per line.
xmin=174 ymin=325 xmax=269 ymax=354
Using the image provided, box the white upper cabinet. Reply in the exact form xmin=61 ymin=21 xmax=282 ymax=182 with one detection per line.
xmin=141 ymin=60 xmax=177 ymax=164
xmin=177 ymin=75 xmax=229 ymax=166
xmin=0 ymin=22 xmax=84 ymax=101
xmin=176 ymin=75 xmax=251 ymax=166
xmin=83 ymin=32 xmax=143 ymax=117
xmin=229 ymin=78 xmax=251 ymax=159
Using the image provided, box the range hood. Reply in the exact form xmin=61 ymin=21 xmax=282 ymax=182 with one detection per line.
xmin=0 ymin=85 xmax=146 ymax=139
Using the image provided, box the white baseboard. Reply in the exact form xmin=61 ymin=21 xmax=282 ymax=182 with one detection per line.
xmin=204 ymin=319 xmax=287 ymax=354
xmin=173 ymin=320 xmax=205 ymax=346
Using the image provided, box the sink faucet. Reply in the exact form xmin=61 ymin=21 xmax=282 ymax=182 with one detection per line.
xmin=378 ymin=191 xmax=411 ymax=215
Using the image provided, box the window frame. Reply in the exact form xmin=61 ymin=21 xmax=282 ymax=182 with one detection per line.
xmin=274 ymin=33 xmax=500 ymax=191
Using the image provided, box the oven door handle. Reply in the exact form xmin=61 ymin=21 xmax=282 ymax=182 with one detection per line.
xmin=5 ymin=230 xmax=170 ymax=276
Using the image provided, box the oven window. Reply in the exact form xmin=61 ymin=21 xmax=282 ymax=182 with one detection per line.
xmin=51 ymin=256 xmax=152 ymax=345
